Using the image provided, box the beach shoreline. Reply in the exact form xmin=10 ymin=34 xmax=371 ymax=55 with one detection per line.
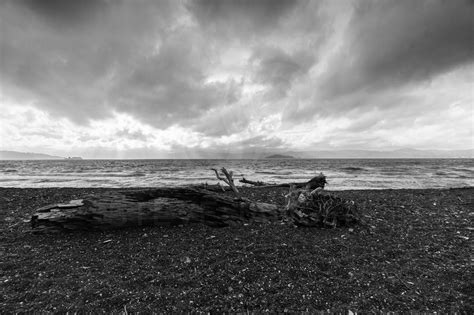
xmin=1 ymin=186 xmax=472 ymax=312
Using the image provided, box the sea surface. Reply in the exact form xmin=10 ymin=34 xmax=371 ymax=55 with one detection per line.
xmin=0 ymin=159 xmax=472 ymax=190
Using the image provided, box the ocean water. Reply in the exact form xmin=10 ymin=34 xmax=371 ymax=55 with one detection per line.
xmin=0 ymin=159 xmax=472 ymax=190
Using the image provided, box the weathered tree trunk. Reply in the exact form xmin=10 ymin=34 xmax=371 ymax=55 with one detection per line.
xmin=239 ymin=173 xmax=327 ymax=190
xmin=31 ymin=173 xmax=359 ymax=232
xmin=31 ymin=187 xmax=282 ymax=232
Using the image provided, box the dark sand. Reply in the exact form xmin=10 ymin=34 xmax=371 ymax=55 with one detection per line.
xmin=1 ymin=187 xmax=472 ymax=312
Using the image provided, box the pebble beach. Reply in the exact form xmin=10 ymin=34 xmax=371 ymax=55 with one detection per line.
xmin=1 ymin=186 xmax=472 ymax=312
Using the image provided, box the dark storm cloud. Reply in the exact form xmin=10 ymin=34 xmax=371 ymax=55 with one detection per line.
xmin=187 ymin=0 xmax=301 ymax=37
xmin=17 ymin=0 xmax=108 ymax=26
xmin=0 ymin=0 xmax=235 ymax=127
xmin=0 ymin=0 xmax=320 ymax=134
xmin=252 ymin=46 xmax=315 ymax=98
xmin=2 ymin=0 xmax=472 ymax=153
xmin=112 ymin=29 xmax=241 ymax=128
xmin=321 ymin=0 xmax=474 ymax=98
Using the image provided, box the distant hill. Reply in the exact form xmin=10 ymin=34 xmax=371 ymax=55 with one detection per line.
xmin=298 ymin=148 xmax=473 ymax=159
xmin=264 ymin=154 xmax=295 ymax=159
xmin=0 ymin=150 xmax=64 ymax=160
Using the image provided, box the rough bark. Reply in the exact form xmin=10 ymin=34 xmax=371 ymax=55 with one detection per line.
xmin=31 ymin=187 xmax=281 ymax=232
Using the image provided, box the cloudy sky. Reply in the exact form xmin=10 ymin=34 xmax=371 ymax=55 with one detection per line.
xmin=0 ymin=0 xmax=472 ymax=158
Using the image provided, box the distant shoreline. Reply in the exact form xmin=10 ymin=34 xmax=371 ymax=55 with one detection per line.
xmin=1 ymin=149 xmax=472 ymax=160
xmin=263 ymin=154 xmax=295 ymax=159
xmin=1 ymin=157 xmax=473 ymax=161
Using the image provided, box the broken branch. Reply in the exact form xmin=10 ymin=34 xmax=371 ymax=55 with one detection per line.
xmin=211 ymin=167 xmax=240 ymax=195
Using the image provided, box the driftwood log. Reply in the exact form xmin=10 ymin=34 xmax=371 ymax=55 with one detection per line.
xmin=239 ymin=178 xmax=267 ymax=186
xmin=31 ymin=172 xmax=359 ymax=232
xmin=240 ymin=172 xmax=327 ymax=190
xmin=31 ymin=187 xmax=281 ymax=232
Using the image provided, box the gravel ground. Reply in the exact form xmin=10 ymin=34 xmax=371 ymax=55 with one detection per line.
xmin=1 ymin=186 xmax=472 ymax=313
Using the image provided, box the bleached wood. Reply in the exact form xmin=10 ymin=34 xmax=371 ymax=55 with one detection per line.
xmin=211 ymin=167 xmax=240 ymax=195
